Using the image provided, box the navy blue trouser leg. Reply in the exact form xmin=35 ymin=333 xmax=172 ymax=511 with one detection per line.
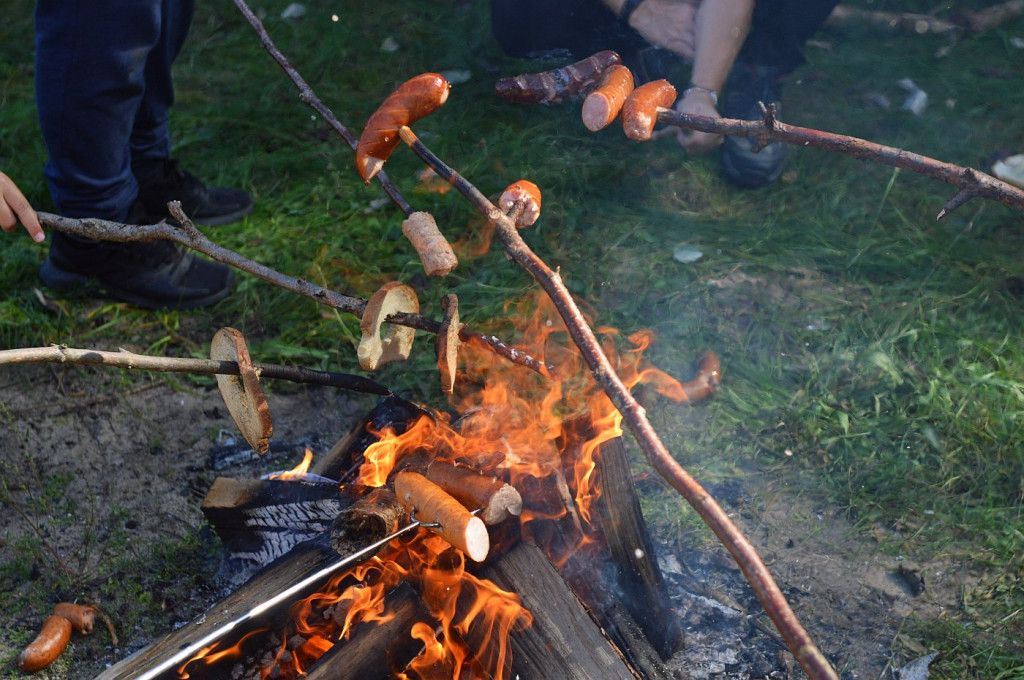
xmin=489 ymin=0 xmax=839 ymax=74
xmin=35 ymin=0 xmax=195 ymax=221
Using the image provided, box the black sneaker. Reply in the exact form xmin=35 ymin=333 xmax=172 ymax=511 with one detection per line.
xmin=134 ymin=158 xmax=254 ymax=226
xmin=719 ymin=64 xmax=788 ymax=189
xmin=39 ymin=226 xmax=235 ymax=310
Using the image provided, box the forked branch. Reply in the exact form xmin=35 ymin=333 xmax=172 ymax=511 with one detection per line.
xmin=398 ymin=125 xmax=839 ymax=680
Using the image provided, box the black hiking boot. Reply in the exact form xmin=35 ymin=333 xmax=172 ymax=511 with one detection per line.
xmin=719 ymin=64 xmax=789 ymax=189
xmin=38 ymin=204 xmax=234 ymax=310
xmin=134 ymin=158 xmax=254 ymax=226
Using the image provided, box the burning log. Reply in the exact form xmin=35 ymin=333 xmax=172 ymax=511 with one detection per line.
xmin=330 ymin=488 xmax=407 ymax=557
xmin=313 ymin=396 xmax=428 ymax=482
xmin=303 ymin=583 xmax=433 ymax=680
xmin=424 ymin=461 xmax=522 ymax=526
xmin=94 ymin=537 xmax=343 ymax=680
xmin=591 ymin=435 xmax=684 ymax=658
xmin=468 ymin=542 xmax=639 ymax=680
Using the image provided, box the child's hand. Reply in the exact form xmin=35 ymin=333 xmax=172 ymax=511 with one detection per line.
xmin=0 ymin=172 xmax=44 ymax=243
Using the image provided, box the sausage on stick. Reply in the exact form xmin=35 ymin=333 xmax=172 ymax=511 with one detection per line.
xmin=355 ymin=73 xmax=451 ymax=182
xmin=494 ymin=50 xmax=622 ymax=104
xmin=393 ymin=471 xmax=490 ymax=562
xmin=581 ymin=64 xmax=635 ymax=132
xmin=426 ymin=461 xmax=522 ymax=525
xmin=498 ymin=180 xmax=542 ymax=229
xmin=622 ymin=79 xmax=678 ymax=142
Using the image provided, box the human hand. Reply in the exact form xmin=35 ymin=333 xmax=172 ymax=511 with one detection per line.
xmin=0 ymin=172 xmax=44 ymax=243
xmin=627 ymin=0 xmax=698 ymax=60
xmin=674 ymin=88 xmax=723 ymax=155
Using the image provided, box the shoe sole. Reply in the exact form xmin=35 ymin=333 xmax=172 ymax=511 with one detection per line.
xmin=39 ymin=258 xmax=234 ymax=311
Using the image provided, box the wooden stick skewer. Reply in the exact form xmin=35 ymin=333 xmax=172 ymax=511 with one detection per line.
xmin=398 ymin=124 xmax=840 ymax=680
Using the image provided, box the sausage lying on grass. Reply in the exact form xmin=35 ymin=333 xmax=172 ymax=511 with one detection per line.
xmin=52 ymin=602 xmax=96 ymax=635
xmin=15 ymin=599 xmax=103 ymax=674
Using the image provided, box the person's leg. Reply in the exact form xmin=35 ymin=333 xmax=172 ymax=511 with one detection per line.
xmin=492 ymin=0 xmax=635 ymax=59
xmin=738 ymin=0 xmax=840 ymax=75
xmin=35 ymin=0 xmax=233 ymax=309
xmin=35 ymin=0 xmax=161 ymax=222
xmin=720 ymin=0 xmax=840 ymax=188
xmin=490 ymin=0 xmax=684 ymax=82
xmin=127 ymin=0 xmax=254 ymax=226
xmin=130 ymin=0 xmax=194 ymax=171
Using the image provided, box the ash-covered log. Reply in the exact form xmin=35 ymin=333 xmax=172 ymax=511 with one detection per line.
xmin=202 ymin=476 xmax=349 ymax=569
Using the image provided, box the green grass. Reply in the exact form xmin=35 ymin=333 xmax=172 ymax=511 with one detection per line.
xmin=2 ymin=1 xmax=1024 ymax=677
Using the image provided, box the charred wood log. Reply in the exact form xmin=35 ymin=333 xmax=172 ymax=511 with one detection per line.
xmin=313 ymin=396 xmax=428 ymax=482
xmin=592 ymin=435 xmax=683 ymax=658
xmin=473 ymin=542 xmax=639 ymax=680
xmin=202 ymin=477 xmax=349 ymax=569
xmin=330 ymin=488 xmax=407 ymax=557
xmin=304 ymin=583 xmax=432 ymax=680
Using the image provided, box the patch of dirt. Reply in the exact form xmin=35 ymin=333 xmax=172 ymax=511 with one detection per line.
xmin=0 ymin=363 xmax=374 ymax=679
xmin=660 ymin=476 xmax=983 ymax=679
xmin=0 ymin=362 xmax=982 ymax=679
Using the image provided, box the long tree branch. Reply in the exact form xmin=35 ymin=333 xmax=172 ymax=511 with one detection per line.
xmin=657 ymin=106 xmax=1024 ymax=218
xmin=0 ymin=345 xmax=392 ymax=395
xmin=231 ymin=0 xmax=413 ymax=215
xmin=34 ymin=208 xmax=548 ymax=375
xmin=398 ymin=125 xmax=839 ymax=680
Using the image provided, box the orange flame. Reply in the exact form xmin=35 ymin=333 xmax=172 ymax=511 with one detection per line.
xmin=268 ymin=447 xmax=314 ymax=481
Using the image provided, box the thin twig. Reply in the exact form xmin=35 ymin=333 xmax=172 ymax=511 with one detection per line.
xmin=656 ymin=106 xmax=1024 ymax=219
xmin=0 ymin=345 xmax=393 ymax=396
xmin=33 ymin=208 xmax=549 ymax=375
xmin=232 ymin=0 xmax=412 ymax=215
xmin=399 ymin=124 xmax=839 ymax=680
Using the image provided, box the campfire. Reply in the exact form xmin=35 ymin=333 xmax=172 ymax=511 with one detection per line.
xmin=97 ymin=294 xmax=689 ymax=680
xmin=27 ymin=0 xmax=1023 ymax=674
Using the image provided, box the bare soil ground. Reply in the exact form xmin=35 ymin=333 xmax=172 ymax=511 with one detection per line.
xmin=0 ymin=362 xmax=976 ymax=679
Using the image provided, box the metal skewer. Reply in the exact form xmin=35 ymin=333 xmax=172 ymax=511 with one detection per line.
xmin=134 ymin=519 xmax=425 ymax=680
